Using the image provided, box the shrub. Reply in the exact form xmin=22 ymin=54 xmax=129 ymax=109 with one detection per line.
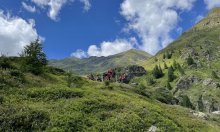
xmin=166 ymin=51 xmax=172 ymax=59
xmin=197 ymin=95 xmax=204 ymax=112
xmin=147 ymin=77 xmax=156 ymax=85
xmin=177 ymin=64 xmax=185 ymax=75
xmin=0 ymin=107 xmax=50 ymax=131
xmin=67 ymin=73 xmax=84 ymax=88
xmin=0 ymin=55 xmax=12 ymax=69
xmin=164 ymin=62 xmax=168 ymax=69
xmin=0 ymin=96 xmax=3 ymax=104
xmin=211 ymin=71 xmax=218 ymax=79
xmin=152 ymin=65 xmax=164 ymax=79
xmin=179 ymin=95 xmax=195 ymax=109
xmin=104 ymin=81 xmax=110 ymax=86
xmin=167 ymin=82 xmax=172 ymax=90
xmin=186 ymin=56 xmax=194 ymax=66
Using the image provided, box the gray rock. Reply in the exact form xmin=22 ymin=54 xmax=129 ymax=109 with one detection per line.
xmin=176 ymin=76 xmax=201 ymax=90
xmin=148 ymin=125 xmax=157 ymax=132
xmin=176 ymin=77 xmax=191 ymax=90
xmin=193 ymin=111 xmax=208 ymax=119
xmin=203 ymin=78 xmax=213 ymax=86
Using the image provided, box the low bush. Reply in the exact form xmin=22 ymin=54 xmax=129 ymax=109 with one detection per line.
xmin=0 ymin=107 xmax=50 ymax=131
xmin=27 ymin=89 xmax=84 ymax=100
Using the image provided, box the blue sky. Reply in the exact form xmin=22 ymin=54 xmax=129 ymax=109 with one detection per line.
xmin=0 ymin=0 xmax=220 ymax=59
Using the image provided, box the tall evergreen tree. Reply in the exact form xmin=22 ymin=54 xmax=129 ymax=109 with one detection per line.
xmin=164 ymin=62 xmax=168 ymax=69
xmin=168 ymin=66 xmax=175 ymax=82
xmin=152 ymin=65 xmax=164 ymax=79
xmin=20 ymin=39 xmax=47 ymax=75
xmin=197 ymin=95 xmax=204 ymax=112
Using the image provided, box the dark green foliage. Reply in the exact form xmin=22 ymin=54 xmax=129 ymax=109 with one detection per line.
xmin=0 ymin=96 xmax=3 ymax=104
xmin=154 ymin=88 xmax=176 ymax=104
xmin=0 ymin=107 xmax=49 ymax=131
xmin=167 ymin=82 xmax=172 ymax=90
xmin=20 ymin=39 xmax=47 ymax=75
xmin=46 ymin=66 xmax=65 ymax=75
xmin=104 ymin=81 xmax=110 ymax=86
xmin=67 ymin=73 xmax=84 ymax=88
xmin=154 ymin=57 xmax=158 ymax=62
xmin=147 ymin=77 xmax=156 ymax=85
xmin=27 ymin=89 xmax=83 ymax=100
xmin=186 ymin=56 xmax=194 ymax=66
xmin=211 ymin=71 xmax=219 ymax=79
xmin=179 ymin=95 xmax=195 ymax=109
xmin=152 ymin=65 xmax=164 ymax=79
xmin=168 ymin=67 xmax=175 ymax=82
xmin=163 ymin=53 xmax=166 ymax=59
xmin=166 ymin=51 xmax=172 ymax=59
xmin=164 ymin=62 xmax=168 ymax=69
xmin=177 ymin=64 xmax=185 ymax=75
xmin=0 ymin=55 xmax=12 ymax=69
xmin=209 ymin=99 xmax=218 ymax=112
xmin=197 ymin=95 xmax=204 ymax=112
xmin=173 ymin=60 xmax=178 ymax=69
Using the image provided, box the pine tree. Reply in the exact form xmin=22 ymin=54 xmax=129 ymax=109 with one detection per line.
xmin=20 ymin=39 xmax=47 ymax=75
xmin=212 ymin=71 xmax=219 ymax=79
xmin=180 ymin=95 xmax=195 ymax=109
xmin=173 ymin=60 xmax=178 ymax=69
xmin=187 ymin=56 xmax=194 ymax=66
xmin=168 ymin=66 xmax=175 ymax=82
xmin=177 ymin=63 xmax=185 ymax=75
xmin=167 ymin=82 xmax=172 ymax=90
xmin=152 ymin=65 xmax=164 ymax=79
xmin=163 ymin=53 xmax=166 ymax=59
xmin=164 ymin=62 xmax=168 ymax=69
xmin=197 ymin=95 xmax=204 ymax=112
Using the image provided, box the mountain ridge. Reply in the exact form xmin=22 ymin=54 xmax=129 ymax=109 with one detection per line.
xmin=49 ymin=49 xmax=152 ymax=75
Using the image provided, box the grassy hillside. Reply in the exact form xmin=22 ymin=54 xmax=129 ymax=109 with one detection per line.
xmin=49 ymin=49 xmax=151 ymax=75
xmin=135 ymin=8 xmax=220 ymax=114
xmin=0 ymin=61 xmax=219 ymax=131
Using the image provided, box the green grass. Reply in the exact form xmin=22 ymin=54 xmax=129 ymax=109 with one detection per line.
xmin=0 ymin=71 xmax=219 ymax=131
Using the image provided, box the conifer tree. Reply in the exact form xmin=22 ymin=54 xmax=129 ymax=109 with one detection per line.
xmin=168 ymin=66 xmax=175 ymax=82
xmin=20 ymin=39 xmax=47 ymax=75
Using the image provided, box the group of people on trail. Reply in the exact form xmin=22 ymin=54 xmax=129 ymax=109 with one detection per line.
xmin=87 ymin=68 xmax=127 ymax=83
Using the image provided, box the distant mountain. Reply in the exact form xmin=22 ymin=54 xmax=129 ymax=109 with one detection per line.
xmin=136 ymin=7 xmax=220 ymax=113
xmin=49 ymin=49 xmax=152 ymax=75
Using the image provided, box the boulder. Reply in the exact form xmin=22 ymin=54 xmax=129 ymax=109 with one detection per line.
xmin=176 ymin=76 xmax=201 ymax=90
xmin=212 ymin=111 xmax=220 ymax=115
xmin=193 ymin=111 xmax=208 ymax=119
xmin=203 ymin=78 xmax=213 ymax=86
xmin=148 ymin=125 xmax=157 ymax=132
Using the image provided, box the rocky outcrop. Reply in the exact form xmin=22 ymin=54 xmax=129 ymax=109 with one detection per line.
xmin=176 ymin=76 xmax=201 ymax=90
xmin=192 ymin=111 xmax=208 ymax=119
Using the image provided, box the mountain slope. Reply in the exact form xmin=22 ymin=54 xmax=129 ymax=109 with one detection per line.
xmin=136 ymin=7 xmax=220 ymax=114
xmin=0 ymin=58 xmax=219 ymax=131
xmin=49 ymin=49 xmax=151 ymax=75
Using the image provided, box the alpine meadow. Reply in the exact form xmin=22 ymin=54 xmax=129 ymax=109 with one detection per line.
xmin=1 ymin=1 xmax=220 ymax=132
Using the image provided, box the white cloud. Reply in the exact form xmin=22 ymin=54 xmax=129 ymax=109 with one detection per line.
xmin=120 ymin=0 xmax=196 ymax=55
xmin=204 ymin=0 xmax=220 ymax=9
xmin=30 ymin=0 xmax=91 ymax=21
xmin=71 ymin=49 xmax=88 ymax=58
xmin=80 ymin=0 xmax=91 ymax=11
xmin=0 ymin=11 xmax=39 ymax=56
xmin=22 ymin=2 xmax=36 ymax=13
xmin=87 ymin=38 xmax=137 ymax=57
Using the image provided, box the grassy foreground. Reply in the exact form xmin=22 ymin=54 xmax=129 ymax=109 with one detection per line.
xmin=0 ymin=71 xmax=219 ymax=131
